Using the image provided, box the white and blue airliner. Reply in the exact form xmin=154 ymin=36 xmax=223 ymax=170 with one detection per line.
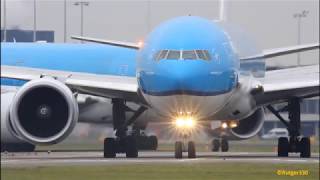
xmin=1 ymin=16 xmax=319 ymax=158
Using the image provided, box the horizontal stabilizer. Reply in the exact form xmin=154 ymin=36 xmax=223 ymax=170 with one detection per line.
xmin=71 ymin=36 xmax=141 ymax=50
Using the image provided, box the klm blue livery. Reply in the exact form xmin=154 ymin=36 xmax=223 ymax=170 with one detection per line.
xmin=1 ymin=16 xmax=319 ymax=159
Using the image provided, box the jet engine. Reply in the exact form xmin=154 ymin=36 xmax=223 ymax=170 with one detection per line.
xmin=1 ymin=91 xmax=35 ymax=152
xmin=209 ymin=108 xmax=265 ymax=140
xmin=229 ymin=108 xmax=265 ymax=140
xmin=5 ymin=78 xmax=78 ymax=145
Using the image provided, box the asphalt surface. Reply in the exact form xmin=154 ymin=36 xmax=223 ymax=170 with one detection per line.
xmin=1 ymin=151 xmax=319 ymax=167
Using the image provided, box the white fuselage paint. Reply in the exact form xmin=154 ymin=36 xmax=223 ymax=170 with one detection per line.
xmin=142 ymin=91 xmax=234 ymax=120
xmin=142 ymin=75 xmax=260 ymax=122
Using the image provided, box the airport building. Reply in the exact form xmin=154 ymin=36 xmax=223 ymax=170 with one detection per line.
xmin=1 ymin=29 xmax=54 ymax=42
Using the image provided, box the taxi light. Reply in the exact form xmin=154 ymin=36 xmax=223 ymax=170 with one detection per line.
xmin=221 ymin=122 xmax=228 ymax=129
xmin=230 ymin=121 xmax=238 ymax=128
xmin=175 ymin=117 xmax=195 ymax=129
xmin=176 ymin=118 xmax=185 ymax=127
xmin=221 ymin=121 xmax=238 ymax=129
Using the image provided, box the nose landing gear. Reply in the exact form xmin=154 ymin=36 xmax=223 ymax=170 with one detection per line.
xmin=174 ymin=140 xmax=196 ymax=159
xmin=174 ymin=131 xmax=196 ymax=159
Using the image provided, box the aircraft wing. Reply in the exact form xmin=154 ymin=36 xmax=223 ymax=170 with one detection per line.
xmin=240 ymin=43 xmax=319 ymax=60
xmin=255 ymin=64 xmax=319 ymax=106
xmin=1 ymin=65 xmax=146 ymax=104
xmin=71 ymin=36 xmax=141 ymax=49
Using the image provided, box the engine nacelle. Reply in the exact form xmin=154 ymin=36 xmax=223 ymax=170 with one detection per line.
xmin=8 ymin=78 xmax=79 ymax=145
xmin=1 ymin=91 xmax=36 ymax=152
xmin=229 ymin=108 xmax=265 ymax=140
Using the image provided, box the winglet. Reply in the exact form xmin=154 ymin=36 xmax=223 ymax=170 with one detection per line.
xmin=71 ymin=36 xmax=141 ymax=50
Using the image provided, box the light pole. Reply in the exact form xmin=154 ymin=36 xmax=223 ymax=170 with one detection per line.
xmin=147 ymin=0 xmax=150 ymax=33
xmin=33 ymin=0 xmax=37 ymax=42
xmin=74 ymin=1 xmax=89 ymax=43
xmin=293 ymin=10 xmax=309 ymax=66
xmin=3 ymin=0 xmax=7 ymax=42
xmin=64 ymin=0 xmax=67 ymax=43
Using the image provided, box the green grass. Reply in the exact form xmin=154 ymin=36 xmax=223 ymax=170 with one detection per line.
xmin=2 ymin=163 xmax=318 ymax=180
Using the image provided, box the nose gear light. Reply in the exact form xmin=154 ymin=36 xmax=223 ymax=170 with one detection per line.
xmin=175 ymin=117 xmax=195 ymax=129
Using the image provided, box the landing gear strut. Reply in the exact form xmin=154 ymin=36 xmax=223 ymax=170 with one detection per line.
xmin=267 ymin=98 xmax=311 ymax=158
xmin=104 ymin=99 xmax=147 ymax=158
xmin=211 ymin=138 xmax=229 ymax=152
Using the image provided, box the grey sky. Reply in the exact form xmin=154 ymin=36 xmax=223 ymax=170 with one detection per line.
xmin=1 ymin=0 xmax=319 ymax=66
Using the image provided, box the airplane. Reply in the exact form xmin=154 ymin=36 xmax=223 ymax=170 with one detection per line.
xmin=1 ymin=15 xmax=319 ymax=158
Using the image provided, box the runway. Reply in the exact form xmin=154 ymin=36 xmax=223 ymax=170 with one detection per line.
xmin=1 ymin=151 xmax=319 ymax=167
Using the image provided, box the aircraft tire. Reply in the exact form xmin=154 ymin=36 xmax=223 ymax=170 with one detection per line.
xmin=211 ymin=139 xmax=220 ymax=152
xmin=125 ymin=136 xmax=138 ymax=158
xmin=278 ymin=137 xmax=289 ymax=157
xmin=175 ymin=141 xmax=183 ymax=159
xmin=104 ymin=138 xmax=116 ymax=158
xmin=221 ymin=139 xmax=229 ymax=152
xmin=149 ymin=135 xmax=158 ymax=150
xmin=187 ymin=141 xmax=196 ymax=158
xmin=299 ymin=137 xmax=310 ymax=158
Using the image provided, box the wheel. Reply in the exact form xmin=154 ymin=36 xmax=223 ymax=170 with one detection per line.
xmin=125 ymin=136 xmax=138 ymax=158
xmin=221 ymin=139 xmax=229 ymax=152
xmin=211 ymin=139 xmax=220 ymax=152
xmin=187 ymin=141 xmax=196 ymax=158
xmin=136 ymin=135 xmax=148 ymax=150
xmin=104 ymin=138 xmax=116 ymax=158
xmin=149 ymin=136 xmax=158 ymax=150
xmin=299 ymin=137 xmax=311 ymax=158
xmin=175 ymin=141 xmax=183 ymax=159
xmin=278 ymin=137 xmax=289 ymax=157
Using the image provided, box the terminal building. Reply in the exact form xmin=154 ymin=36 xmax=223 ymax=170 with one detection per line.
xmin=1 ymin=29 xmax=54 ymax=42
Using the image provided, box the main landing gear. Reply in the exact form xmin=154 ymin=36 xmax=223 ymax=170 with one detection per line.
xmin=134 ymin=130 xmax=158 ymax=150
xmin=103 ymin=99 xmax=147 ymax=158
xmin=211 ymin=138 xmax=229 ymax=152
xmin=267 ymin=98 xmax=311 ymax=158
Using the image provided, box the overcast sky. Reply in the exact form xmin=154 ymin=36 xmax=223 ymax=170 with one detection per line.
xmin=1 ymin=0 xmax=319 ymax=66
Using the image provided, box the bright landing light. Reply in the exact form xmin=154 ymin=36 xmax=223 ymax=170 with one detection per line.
xmin=175 ymin=117 xmax=195 ymax=129
xmin=221 ymin=122 xmax=228 ymax=129
xmin=221 ymin=121 xmax=238 ymax=129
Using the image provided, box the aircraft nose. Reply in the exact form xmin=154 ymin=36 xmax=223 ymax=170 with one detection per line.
xmin=138 ymin=60 xmax=237 ymax=96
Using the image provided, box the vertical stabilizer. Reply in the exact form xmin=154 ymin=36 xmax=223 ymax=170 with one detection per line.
xmin=219 ymin=0 xmax=227 ymax=22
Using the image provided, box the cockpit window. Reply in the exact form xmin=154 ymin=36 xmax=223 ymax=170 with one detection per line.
xmin=196 ymin=50 xmax=211 ymax=60
xmin=182 ymin=50 xmax=197 ymax=60
xmin=158 ymin=50 xmax=169 ymax=60
xmin=155 ymin=50 xmax=211 ymax=61
xmin=167 ymin=50 xmax=181 ymax=59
